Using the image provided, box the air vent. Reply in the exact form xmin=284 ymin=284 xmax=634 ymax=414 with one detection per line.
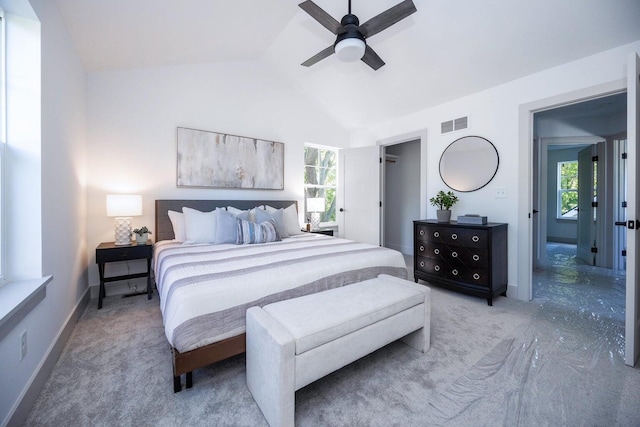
xmin=441 ymin=120 xmax=454 ymax=134
xmin=441 ymin=116 xmax=468 ymax=134
xmin=454 ymin=116 xmax=468 ymax=130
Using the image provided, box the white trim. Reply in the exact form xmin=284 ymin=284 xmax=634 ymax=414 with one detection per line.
xmin=0 ymin=275 xmax=51 ymax=341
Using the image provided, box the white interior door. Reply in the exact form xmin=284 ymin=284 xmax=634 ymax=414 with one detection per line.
xmin=338 ymin=146 xmax=381 ymax=245
xmin=625 ymin=51 xmax=640 ymax=367
xmin=577 ymin=145 xmax=595 ymax=265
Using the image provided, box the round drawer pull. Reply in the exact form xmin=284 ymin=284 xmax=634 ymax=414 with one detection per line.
xmin=451 ymin=251 xmax=458 ymax=258
xmin=473 ymin=254 xmax=480 ymax=261
xmin=433 ymin=231 xmax=440 ymax=238
xmin=452 ymin=269 xmax=458 ymax=276
xmin=451 ymin=233 xmax=458 ymax=240
xmin=472 ymin=235 xmax=480 ymax=242
xmin=419 ymin=229 xmax=425 ymax=236
xmin=419 ymin=245 xmax=425 ymax=252
xmin=420 ymin=261 xmax=425 ymax=267
xmin=434 ymin=265 xmax=440 ymax=272
xmin=473 ymin=273 xmax=480 ymax=280
xmin=434 ymin=248 xmax=440 ymax=255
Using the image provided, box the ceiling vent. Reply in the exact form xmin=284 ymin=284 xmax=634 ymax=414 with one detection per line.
xmin=441 ymin=116 xmax=468 ymax=134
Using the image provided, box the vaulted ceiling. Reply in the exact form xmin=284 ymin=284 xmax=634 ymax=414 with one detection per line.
xmin=53 ymin=0 xmax=640 ymax=130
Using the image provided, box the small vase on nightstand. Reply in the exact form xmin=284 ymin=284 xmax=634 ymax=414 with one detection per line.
xmin=136 ymin=233 xmax=148 ymax=244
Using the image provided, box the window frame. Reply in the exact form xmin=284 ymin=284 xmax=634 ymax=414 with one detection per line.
xmin=556 ymin=160 xmax=578 ymax=220
xmin=0 ymin=9 xmax=6 ymax=284
xmin=303 ymin=144 xmax=338 ymax=226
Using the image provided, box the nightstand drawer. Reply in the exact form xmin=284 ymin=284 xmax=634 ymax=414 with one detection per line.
xmin=96 ymin=244 xmax=152 ymax=263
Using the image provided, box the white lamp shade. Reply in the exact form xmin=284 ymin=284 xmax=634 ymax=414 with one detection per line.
xmin=307 ymin=197 xmax=325 ymax=213
xmin=106 ymin=195 xmax=142 ymax=217
xmin=335 ymin=38 xmax=365 ymax=62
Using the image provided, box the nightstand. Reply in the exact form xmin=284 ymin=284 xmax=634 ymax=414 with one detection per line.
xmin=95 ymin=241 xmax=153 ymax=309
xmin=302 ymin=228 xmax=334 ymax=236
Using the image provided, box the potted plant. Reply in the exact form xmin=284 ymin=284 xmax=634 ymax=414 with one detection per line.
xmin=429 ymin=190 xmax=459 ymax=223
xmin=133 ymin=226 xmax=152 ymax=244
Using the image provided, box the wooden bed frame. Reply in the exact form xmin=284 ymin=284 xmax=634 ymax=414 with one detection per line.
xmin=154 ymin=199 xmax=299 ymax=392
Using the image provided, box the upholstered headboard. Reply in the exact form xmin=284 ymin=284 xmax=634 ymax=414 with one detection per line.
xmin=155 ymin=200 xmax=298 ymax=242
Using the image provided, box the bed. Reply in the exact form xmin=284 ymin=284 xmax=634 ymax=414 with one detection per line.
xmin=154 ymin=199 xmax=408 ymax=391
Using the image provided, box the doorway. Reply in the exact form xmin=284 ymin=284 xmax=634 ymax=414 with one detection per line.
xmin=532 ymin=93 xmax=627 ymax=319
xmin=382 ymin=140 xmax=421 ymax=255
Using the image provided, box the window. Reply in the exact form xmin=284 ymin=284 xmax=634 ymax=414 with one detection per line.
xmin=0 ymin=10 xmax=5 ymax=284
xmin=304 ymin=145 xmax=337 ymax=224
xmin=557 ymin=160 xmax=578 ymax=219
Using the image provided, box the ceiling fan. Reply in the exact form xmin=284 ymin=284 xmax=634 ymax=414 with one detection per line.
xmin=299 ymin=0 xmax=417 ymax=70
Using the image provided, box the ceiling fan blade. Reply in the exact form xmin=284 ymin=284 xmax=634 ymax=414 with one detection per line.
xmin=360 ymin=0 xmax=417 ymax=38
xmin=299 ymin=1 xmax=341 ymax=35
xmin=361 ymin=45 xmax=385 ymax=70
xmin=302 ymin=45 xmax=335 ymax=67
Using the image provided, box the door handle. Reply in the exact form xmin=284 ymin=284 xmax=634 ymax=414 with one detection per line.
xmin=615 ymin=221 xmax=627 ymax=226
xmin=339 ymin=208 xmax=345 ymax=212
xmin=532 ymin=210 xmax=539 ymax=214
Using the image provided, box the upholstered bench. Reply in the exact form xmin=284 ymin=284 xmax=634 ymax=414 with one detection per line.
xmin=246 ymin=274 xmax=431 ymax=427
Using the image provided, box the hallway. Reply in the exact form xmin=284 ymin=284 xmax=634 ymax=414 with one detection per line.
xmin=533 ymin=243 xmax=626 ymax=322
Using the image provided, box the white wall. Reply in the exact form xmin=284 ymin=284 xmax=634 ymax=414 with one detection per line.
xmin=0 ymin=0 xmax=87 ymax=425
xmin=349 ymin=40 xmax=640 ymax=298
xmin=85 ymin=61 xmax=349 ymax=291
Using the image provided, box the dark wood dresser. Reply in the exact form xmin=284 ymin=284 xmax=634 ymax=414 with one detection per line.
xmin=413 ymin=220 xmax=508 ymax=306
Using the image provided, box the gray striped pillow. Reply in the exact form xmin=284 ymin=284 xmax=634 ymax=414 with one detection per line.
xmin=236 ymin=218 xmax=281 ymax=244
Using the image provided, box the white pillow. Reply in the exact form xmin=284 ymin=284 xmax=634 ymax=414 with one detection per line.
xmin=182 ymin=207 xmax=217 ymax=244
xmin=226 ymin=206 xmax=259 ymax=222
xmin=167 ymin=210 xmax=186 ymax=242
xmin=266 ymin=203 xmax=302 ymax=235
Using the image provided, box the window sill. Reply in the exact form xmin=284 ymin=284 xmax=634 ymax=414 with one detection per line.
xmin=0 ymin=276 xmax=52 ymax=341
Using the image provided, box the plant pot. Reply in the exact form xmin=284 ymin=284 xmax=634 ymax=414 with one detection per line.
xmin=436 ymin=210 xmax=451 ymax=223
xmin=136 ymin=233 xmax=148 ymax=244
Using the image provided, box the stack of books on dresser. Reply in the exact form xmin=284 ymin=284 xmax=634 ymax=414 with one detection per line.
xmin=457 ymin=214 xmax=488 ymax=225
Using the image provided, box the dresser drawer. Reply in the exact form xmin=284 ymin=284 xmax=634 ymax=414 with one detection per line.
xmin=417 ymin=241 xmax=488 ymax=268
xmin=416 ymin=257 xmax=489 ymax=287
xmin=416 ymin=225 xmax=488 ymax=249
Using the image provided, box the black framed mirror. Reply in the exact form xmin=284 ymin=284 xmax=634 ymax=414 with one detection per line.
xmin=439 ymin=136 xmax=499 ymax=192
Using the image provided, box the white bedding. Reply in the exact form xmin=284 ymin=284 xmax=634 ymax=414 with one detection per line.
xmin=153 ymin=233 xmax=407 ymax=353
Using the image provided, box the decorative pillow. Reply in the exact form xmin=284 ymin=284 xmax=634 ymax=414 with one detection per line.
xmin=182 ymin=207 xmax=217 ymax=244
xmin=215 ymin=208 xmax=240 ymax=244
xmin=167 ymin=210 xmax=186 ymax=242
xmin=236 ymin=218 xmax=281 ymax=244
xmin=226 ymin=206 xmax=257 ymax=222
xmin=255 ymin=208 xmax=289 ymax=238
xmin=266 ymin=203 xmax=302 ymax=235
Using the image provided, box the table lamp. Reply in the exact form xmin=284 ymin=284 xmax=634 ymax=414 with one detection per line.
xmin=306 ymin=197 xmax=325 ymax=231
xmin=107 ymin=195 xmax=142 ymax=245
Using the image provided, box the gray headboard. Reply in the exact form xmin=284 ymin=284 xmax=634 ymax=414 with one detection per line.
xmin=155 ymin=199 xmax=298 ymax=242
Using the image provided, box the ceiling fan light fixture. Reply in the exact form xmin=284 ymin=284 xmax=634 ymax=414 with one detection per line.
xmin=334 ymin=38 xmax=365 ymax=62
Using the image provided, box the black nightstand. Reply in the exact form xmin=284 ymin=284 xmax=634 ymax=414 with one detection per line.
xmin=302 ymin=228 xmax=334 ymax=236
xmin=95 ymin=241 xmax=153 ymax=309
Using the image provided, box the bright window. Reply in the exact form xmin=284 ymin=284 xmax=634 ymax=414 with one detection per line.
xmin=304 ymin=145 xmax=337 ymax=224
xmin=557 ymin=160 xmax=578 ymax=219
xmin=0 ymin=10 xmax=5 ymax=283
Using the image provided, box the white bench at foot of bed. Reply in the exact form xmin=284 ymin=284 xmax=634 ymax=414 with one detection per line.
xmin=246 ymin=274 xmax=431 ymax=427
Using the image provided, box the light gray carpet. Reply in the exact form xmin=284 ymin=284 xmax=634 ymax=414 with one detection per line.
xmin=25 ymin=281 xmax=640 ymax=426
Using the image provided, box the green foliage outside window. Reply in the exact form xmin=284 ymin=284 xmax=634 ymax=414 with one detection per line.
xmin=559 ymin=161 xmax=578 ymax=216
xmin=304 ymin=146 xmax=337 ymax=222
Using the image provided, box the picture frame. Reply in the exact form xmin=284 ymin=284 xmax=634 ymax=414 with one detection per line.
xmin=176 ymin=127 xmax=285 ymax=190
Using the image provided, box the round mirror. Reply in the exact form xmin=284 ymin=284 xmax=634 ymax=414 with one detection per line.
xmin=439 ymin=136 xmax=499 ymax=192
